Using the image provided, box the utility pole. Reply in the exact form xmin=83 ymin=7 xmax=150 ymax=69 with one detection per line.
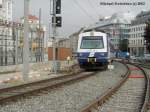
xmin=23 ymin=0 xmax=30 ymax=81
xmin=38 ymin=8 xmax=44 ymax=62
xmin=38 ymin=8 xmax=42 ymax=62
xmin=15 ymin=25 xmax=18 ymax=65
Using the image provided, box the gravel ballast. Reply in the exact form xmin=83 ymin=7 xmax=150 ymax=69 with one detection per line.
xmin=98 ymin=64 xmax=146 ymax=112
xmin=0 ymin=62 xmax=127 ymax=112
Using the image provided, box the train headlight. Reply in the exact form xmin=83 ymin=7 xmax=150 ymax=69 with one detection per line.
xmin=126 ymin=52 xmax=129 ymax=56
xmin=95 ymin=58 xmax=97 ymax=62
xmin=79 ymin=53 xmax=83 ymax=57
xmin=101 ymin=53 xmax=105 ymax=56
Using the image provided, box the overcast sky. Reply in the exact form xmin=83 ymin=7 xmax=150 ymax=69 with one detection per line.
xmin=13 ymin=0 xmax=150 ymax=38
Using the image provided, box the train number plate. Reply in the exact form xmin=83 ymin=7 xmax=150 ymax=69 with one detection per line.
xmin=88 ymin=58 xmax=96 ymax=62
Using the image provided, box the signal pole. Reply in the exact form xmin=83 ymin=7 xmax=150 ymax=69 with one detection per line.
xmin=52 ymin=0 xmax=57 ymax=73
xmin=51 ymin=0 xmax=61 ymax=73
xmin=23 ymin=0 xmax=30 ymax=80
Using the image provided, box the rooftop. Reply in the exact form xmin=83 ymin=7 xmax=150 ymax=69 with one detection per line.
xmin=136 ymin=10 xmax=150 ymax=18
xmin=86 ymin=12 xmax=134 ymax=30
xmin=28 ymin=15 xmax=39 ymax=20
xmin=21 ymin=15 xmax=39 ymax=21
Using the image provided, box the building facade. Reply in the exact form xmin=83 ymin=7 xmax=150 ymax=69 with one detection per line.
xmin=129 ymin=11 xmax=150 ymax=56
xmin=0 ymin=0 xmax=14 ymax=65
xmin=86 ymin=13 xmax=131 ymax=50
xmin=57 ymin=38 xmax=70 ymax=48
xmin=69 ymin=28 xmax=84 ymax=57
xmin=0 ymin=0 xmax=12 ymax=21
xmin=18 ymin=15 xmax=46 ymax=63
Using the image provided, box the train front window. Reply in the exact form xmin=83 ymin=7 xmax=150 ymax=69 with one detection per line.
xmin=80 ymin=36 xmax=104 ymax=49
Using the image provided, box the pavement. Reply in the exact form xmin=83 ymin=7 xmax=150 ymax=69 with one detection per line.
xmin=0 ymin=60 xmax=77 ymax=88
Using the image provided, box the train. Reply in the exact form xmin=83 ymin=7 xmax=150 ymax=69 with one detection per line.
xmin=116 ymin=51 xmax=130 ymax=59
xmin=77 ymin=30 xmax=114 ymax=70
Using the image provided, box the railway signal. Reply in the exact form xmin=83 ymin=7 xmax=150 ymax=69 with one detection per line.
xmin=56 ymin=0 xmax=61 ymax=14
xmin=52 ymin=16 xmax=62 ymax=27
xmin=51 ymin=0 xmax=62 ymax=73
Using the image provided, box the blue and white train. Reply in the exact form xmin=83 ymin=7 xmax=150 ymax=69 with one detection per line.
xmin=77 ymin=30 xmax=114 ymax=70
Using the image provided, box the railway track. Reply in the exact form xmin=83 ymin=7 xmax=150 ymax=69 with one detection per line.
xmin=135 ymin=63 xmax=150 ymax=69
xmin=81 ymin=62 xmax=150 ymax=112
xmin=0 ymin=67 xmax=97 ymax=104
xmin=128 ymin=62 xmax=150 ymax=69
xmin=137 ymin=63 xmax=150 ymax=112
xmin=0 ymin=61 xmax=129 ymax=111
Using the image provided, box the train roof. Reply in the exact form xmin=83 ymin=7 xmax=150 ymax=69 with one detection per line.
xmin=82 ymin=29 xmax=106 ymax=33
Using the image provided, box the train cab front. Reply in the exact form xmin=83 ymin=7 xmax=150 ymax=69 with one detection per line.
xmin=77 ymin=52 xmax=109 ymax=69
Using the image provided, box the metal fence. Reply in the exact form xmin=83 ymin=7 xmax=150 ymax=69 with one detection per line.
xmin=0 ymin=19 xmax=45 ymax=66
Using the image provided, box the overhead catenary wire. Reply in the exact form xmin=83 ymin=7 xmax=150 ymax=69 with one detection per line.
xmin=73 ymin=0 xmax=95 ymax=21
xmin=87 ymin=0 xmax=100 ymax=17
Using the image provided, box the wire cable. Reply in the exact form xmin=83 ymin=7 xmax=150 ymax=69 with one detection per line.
xmin=73 ymin=0 xmax=95 ymax=21
xmin=87 ymin=0 xmax=100 ymax=16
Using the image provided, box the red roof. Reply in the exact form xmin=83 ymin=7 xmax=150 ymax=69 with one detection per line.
xmin=28 ymin=15 xmax=38 ymax=20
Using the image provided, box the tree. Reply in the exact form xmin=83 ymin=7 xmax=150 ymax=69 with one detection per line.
xmin=144 ymin=20 xmax=150 ymax=53
xmin=119 ymin=39 xmax=128 ymax=52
